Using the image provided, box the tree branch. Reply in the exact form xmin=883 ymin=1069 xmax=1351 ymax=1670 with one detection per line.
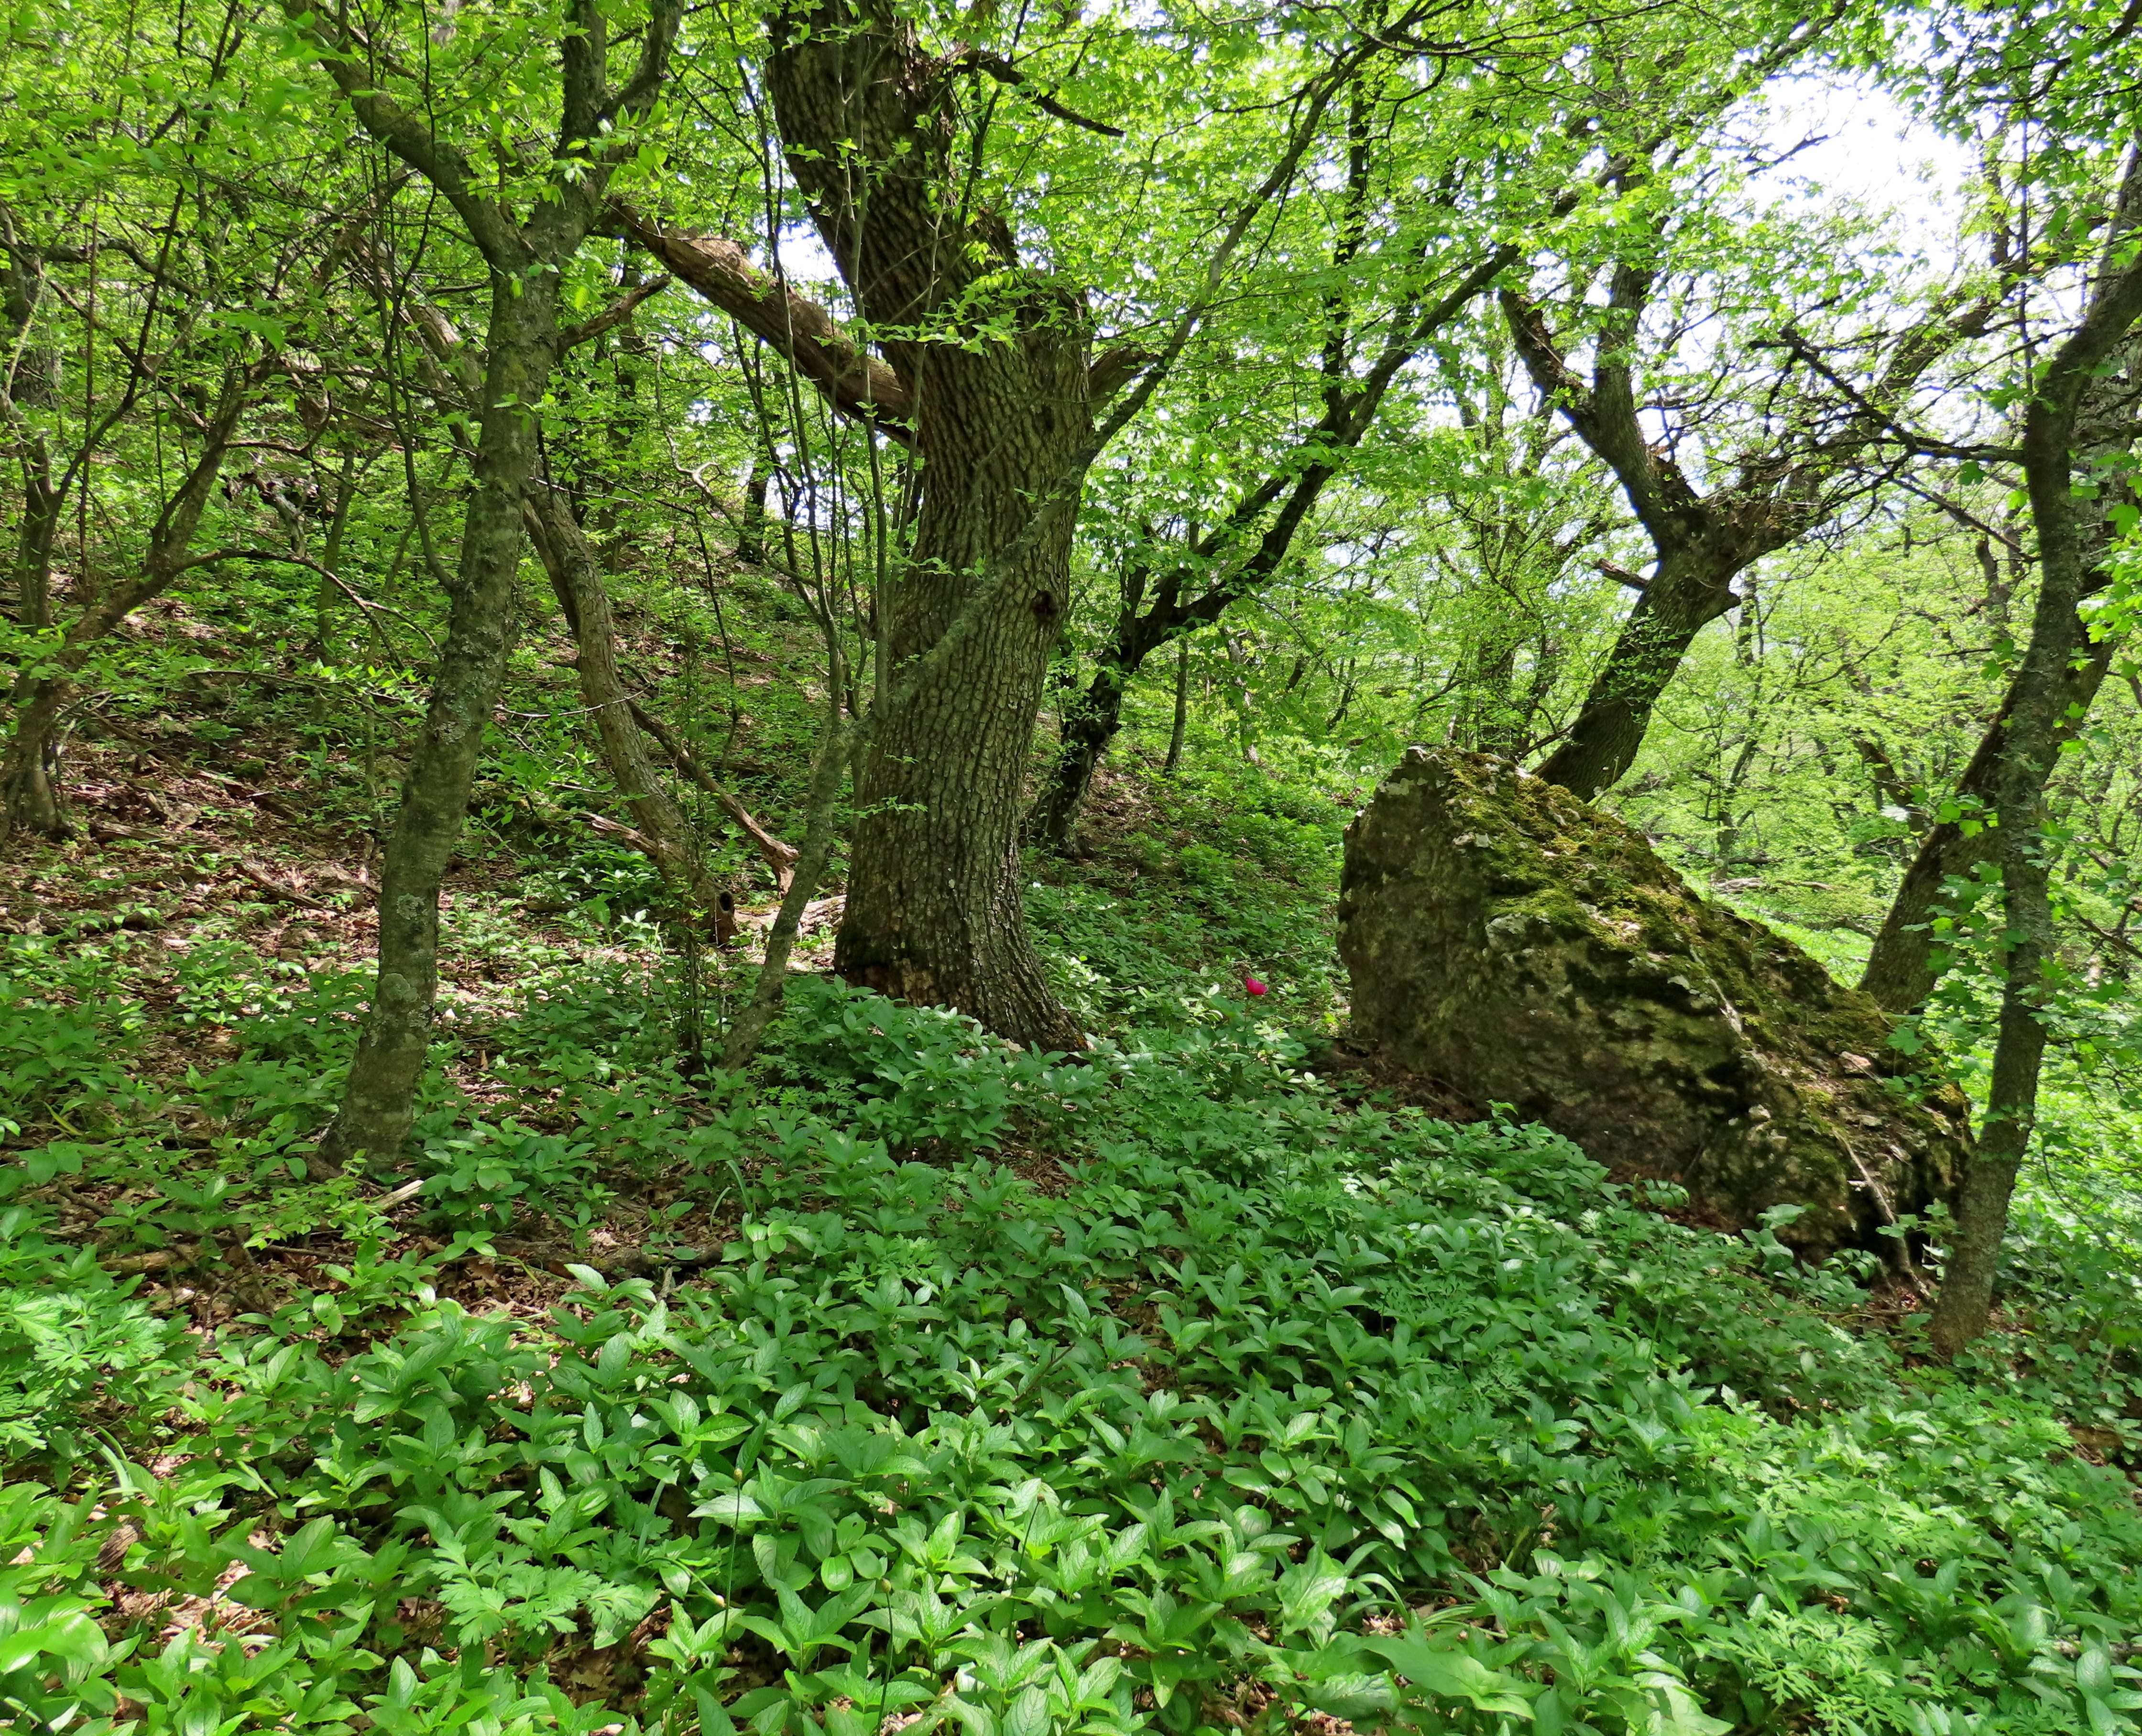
xmin=612 ymin=203 xmax=912 ymax=437
xmin=560 ymin=275 xmax=673 ymax=350
xmin=958 ymin=51 xmax=1125 ymax=137
xmin=277 ymin=2 xmax=520 ymax=268
xmin=627 ymin=699 xmax=800 ymax=889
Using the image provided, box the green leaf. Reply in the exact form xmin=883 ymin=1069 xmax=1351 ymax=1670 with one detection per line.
xmin=692 ymin=1492 xmax=766 ymax=1525
xmin=1365 ymin=1637 xmax=1536 ymax=1717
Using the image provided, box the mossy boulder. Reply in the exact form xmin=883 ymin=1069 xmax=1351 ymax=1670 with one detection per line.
xmin=1337 ymin=747 xmax=1968 ymax=1256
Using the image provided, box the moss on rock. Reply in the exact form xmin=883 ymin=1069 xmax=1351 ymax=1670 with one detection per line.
xmin=1337 ymin=746 xmax=1967 ymax=1256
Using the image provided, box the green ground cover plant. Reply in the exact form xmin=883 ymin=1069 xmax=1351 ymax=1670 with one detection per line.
xmin=4 ymin=945 xmax=2141 ymax=1736
xmin=5 ymin=0 xmax=2141 ymax=1725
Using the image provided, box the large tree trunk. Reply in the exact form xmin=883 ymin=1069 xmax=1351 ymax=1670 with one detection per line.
xmin=2 ymin=458 xmax=67 ymax=839
xmin=0 ymin=677 xmax=67 ymax=840
xmin=767 ymin=0 xmax=1089 ymax=1051
xmin=318 ymin=284 xmax=558 ymax=1168
xmin=3 ymin=251 xmax=74 ymax=841
xmin=831 ymin=323 xmax=1090 ymax=1050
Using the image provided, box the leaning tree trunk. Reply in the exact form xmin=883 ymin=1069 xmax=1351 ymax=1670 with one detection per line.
xmin=832 ymin=320 xmax=1090 ymax=1051
xmin=1031 ymin=633 xmax=1157 ymax=854
xmin=1536 ymin=549 xmax=1740 ymax=799
xmin=1860 ymin=637 xmax=2116 ymax=1013
xmin=318 ymin=284 xmax=558 ymax=1169
xmin=524 ymin=485 xmax=738 ymax=941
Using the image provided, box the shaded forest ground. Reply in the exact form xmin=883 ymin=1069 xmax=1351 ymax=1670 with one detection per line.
xmin=7 ymin=604 xmax=2142 ymax=1736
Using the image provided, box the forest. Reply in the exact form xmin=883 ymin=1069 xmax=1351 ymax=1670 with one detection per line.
xmin=3 ymin=0 xmax=2142 ymax=1729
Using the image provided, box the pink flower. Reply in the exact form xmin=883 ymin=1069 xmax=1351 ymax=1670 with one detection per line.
xmin=1243 ymin=975 xmax=1268 ymax=997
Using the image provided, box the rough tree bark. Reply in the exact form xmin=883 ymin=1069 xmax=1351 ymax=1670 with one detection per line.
xmin=1927 ymin=156 xmax=2142 ymax=1357
xmin=635 ymin=3 xmax=1367 ymax=1046
xmin=296 ymin=0 xmax=679 ymax=1169
xmin=1504 ymin=254 xmax=2020 ymax=802
xmin=752 ymin=0 xmax=1097 ymax=1050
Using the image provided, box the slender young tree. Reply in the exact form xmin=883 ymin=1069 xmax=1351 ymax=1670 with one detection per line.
xmin=1928 ymin=149 xmax=2142 ymax=1356
xmin=293 ymin=0 xmax=681 ymax=1170
xmin=522 ymin=484 xmax=738 ymax=943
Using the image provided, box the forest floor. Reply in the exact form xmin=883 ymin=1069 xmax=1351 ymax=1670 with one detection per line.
xmin=6 ymin=691 xmax=2142 ymax=1736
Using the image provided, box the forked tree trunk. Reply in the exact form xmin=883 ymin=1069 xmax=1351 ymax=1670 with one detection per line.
xmin=1502 ymin=251 xmax=2019 ymax=804
xmin=295 ymin=0 xmax=678 ymax=1166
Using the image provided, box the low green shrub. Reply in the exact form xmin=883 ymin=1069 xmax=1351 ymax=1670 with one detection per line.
xmin=0 ymin=1207 xmax=191 ymax=1473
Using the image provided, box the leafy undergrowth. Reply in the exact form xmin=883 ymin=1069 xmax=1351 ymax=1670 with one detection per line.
xmin=7 ymin=933 xmax=2142 ymax=1736
xmin=1027 ymin=759 xmax=1356 ymax=1033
